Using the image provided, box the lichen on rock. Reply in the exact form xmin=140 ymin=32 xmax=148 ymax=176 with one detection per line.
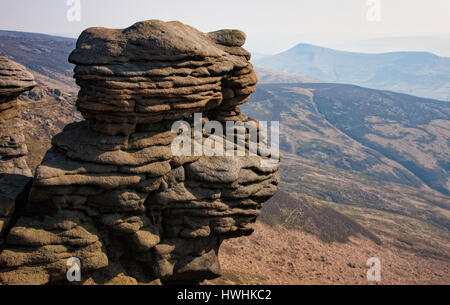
xmin=0 ymin=20 xmax=279 ymax=284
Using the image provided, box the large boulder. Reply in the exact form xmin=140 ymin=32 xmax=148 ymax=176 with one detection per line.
xmin=0 ymin=20 xmax=279 ymax=284
xmin=68 ymin=20 xmax=255 ymax=136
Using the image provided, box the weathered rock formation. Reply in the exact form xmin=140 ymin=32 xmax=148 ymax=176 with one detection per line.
xmin=0 ymin=20 xmax=279 ymax=284
xmin=0 ymin=57 xmax=36 ymax=246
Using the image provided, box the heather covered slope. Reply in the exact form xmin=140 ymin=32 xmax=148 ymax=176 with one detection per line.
xmin=237 ymin=83 xmax=450 ymax=275
xmin=211 ymin=193 xmax=450 ymax=285
xmin=258 ymin=191 xmax=380 ymax=244
xmin=242 ymin=83 xmax=450 ymax=197
xmin=213 ymin=221 xmax=449 ymax=285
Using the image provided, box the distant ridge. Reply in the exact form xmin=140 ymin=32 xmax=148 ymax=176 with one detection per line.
xmin=255 ymin=43 xmax=450 ymax=101
xmin=0 ymin=30 xmax=76 ymax=41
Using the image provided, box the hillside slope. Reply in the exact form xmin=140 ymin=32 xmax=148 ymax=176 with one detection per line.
xmin=211 ymin=192 xmax=449 ymax=285
xmin=242 ymin=83 xmax=450 ymax=197
xmin=18 ymin=85 xmax=82 ymax=171
xmin=254 ymin=44 xmax=450 ymax=101
xmin=212 ymin=221 xmax=449 ymax=284
xmin=0 ymin=31 xmax=76 ymax=93
xmin=259 ymin=191 xmax=380 ymax=244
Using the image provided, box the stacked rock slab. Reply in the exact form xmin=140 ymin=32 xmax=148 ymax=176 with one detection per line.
xmin=0 ymin=20 xmax=279 ymax=284
xmin=0 ymin=57 xmax=36 ymax=246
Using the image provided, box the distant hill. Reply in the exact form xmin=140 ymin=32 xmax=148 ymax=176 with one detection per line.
xmin=254 ymin=43 xmax=450 ymax=101
xmin=0 ymin=30 xmax=76 ymax=93
xmin=255 ymin=66 xmax=321 ymax=84
xmin=336 ymin=35 xmax=450 ymax=58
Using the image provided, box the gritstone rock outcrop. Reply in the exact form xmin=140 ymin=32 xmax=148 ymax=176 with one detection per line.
xmin=0 ymin=56 xmax=36 ymax=246
xmin=0 ymin=20 xmax=280 ymax=284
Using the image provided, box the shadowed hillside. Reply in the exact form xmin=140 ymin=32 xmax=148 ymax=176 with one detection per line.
xmin=259 ymin=191 xmax=381 ymax=244
xmin=243 ymin=83 xmax=450 ymax=196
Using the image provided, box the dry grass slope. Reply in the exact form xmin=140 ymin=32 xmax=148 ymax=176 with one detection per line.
xmin=211 ymin=221 xmax=450 ymax=285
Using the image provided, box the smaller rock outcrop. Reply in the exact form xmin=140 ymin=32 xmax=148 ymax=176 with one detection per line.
xmin=0 ymin=56 xmax=36 ymax=244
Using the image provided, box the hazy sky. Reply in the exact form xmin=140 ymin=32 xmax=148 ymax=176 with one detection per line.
xmin=1 ymin=0 xmax=450 ymax=55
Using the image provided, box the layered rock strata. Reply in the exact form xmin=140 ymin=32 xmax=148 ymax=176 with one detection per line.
xmin=0 ymin=57 xmax=36 ymax=245
xmin=0 ymin=20 xmax=279 ymax=284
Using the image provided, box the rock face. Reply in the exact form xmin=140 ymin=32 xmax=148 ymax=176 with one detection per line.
xmin=0 ymin=56 xmax=36 ymax=245
xmin=0 ymin=20 xmax=279 ymax=284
